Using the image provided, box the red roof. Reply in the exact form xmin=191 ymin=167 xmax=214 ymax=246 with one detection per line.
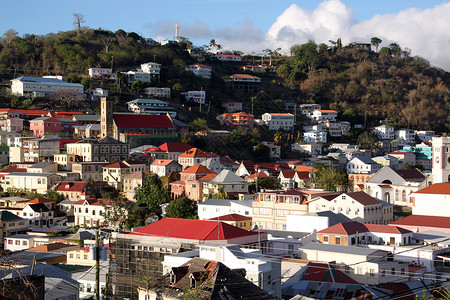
xmin=27 ymin=197 xmax=55 ymax=204
xmin=131 ymin=218 xmax=259 ymax=241
xmin=198 ymin=174 xmax=217 ymax=181
xmin=230 ymin=74 xmax=260 ymax=79
xmin=347 ymin=191 xmax=380 ymax=206
xmin=301 ymin=262 xmax=358 ymax=284
xmin=411 ymin=183 xmax=450 ymax=195
xmin=58 ymin=138 xmax=82 ymax=149
xmin=208 ymin=214 xmax=252 ymax=222
xmin=181 ymin=164 xmax=216 ymax=175
xmin=246 ymin=172 xmax=269 ymax=179
xmin=103 ymin=162 xmax=130 ymax=169
xmin=215 ymin=54 xmax=241 ymax=58
xmin=179 ymin=148 xmax=210 ymax=158
xmin=319 ymin=221 xmax=411 ymax=235
xmin=390 ymin=215 xmax=450 ymax=229
xmin=113 ymin=114 xmax=174 ymax=128
xmin=0 ymin=166 xmax=27 ymax=173
xmin=55 ymin=182 xmax=88 ymax=192
xmin=153 ymin=142 xmax=193 ymax=153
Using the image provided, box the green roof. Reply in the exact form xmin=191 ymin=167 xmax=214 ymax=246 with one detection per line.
xmin=127 ymin=98 xmax=168 ymax=105
xmin=0 ymin=210 xmax=24 ymax=222
xmin=59 ymin=118 xmax=77 ymax=123
xmin=0 ymin=146 xmax=9 ymax=151
xmin=31 ymin=116 xmax=52 ymax=121
xmin=73 ymin=115 xmax=101 ymax=121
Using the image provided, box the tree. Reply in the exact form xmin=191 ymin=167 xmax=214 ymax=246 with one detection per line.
xmin=45 ymin=190 xmax=63 ymax=203
xmin=371 ymin=37 xmax=382 ymax=52
xmin=134 ymin=175 xmax=169 ymax=216
xmin=165 ymin=197 xmax=198 ymax=219
xmin=189 ymin=118 xmax=209 ymax=132
xmin=357 ymin=131 xmax=379 ymax=150
xmin=102 ymin=194 xmax=133 ymax=229
xmin=314 ymin=164 xmax=347 ymax=191
xmin=273 ymin=131 xmax=283 ymax=144
xmin=73 ymin=13 xmax=86 ymax=33
xmin=2 ymin=29 xmax=18 ymax=45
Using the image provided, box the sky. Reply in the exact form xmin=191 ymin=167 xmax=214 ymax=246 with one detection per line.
xmin=2 ymin=0 xmax=450 ymax=70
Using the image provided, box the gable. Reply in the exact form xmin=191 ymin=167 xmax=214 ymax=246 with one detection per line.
xmin=366 ymin=167 xmax=407 ymax=185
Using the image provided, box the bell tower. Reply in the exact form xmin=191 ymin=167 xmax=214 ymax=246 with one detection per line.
xmin=101 ymin=96 xmax=113 ymax=138
xmin=432 ymin=136 xmax=450 ymax=183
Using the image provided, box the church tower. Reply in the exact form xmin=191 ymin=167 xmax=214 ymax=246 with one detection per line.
xmin=101 ymin=96 xmax=114 ymax=138
xmin=432 ymin=136 xmax=450 ymax=183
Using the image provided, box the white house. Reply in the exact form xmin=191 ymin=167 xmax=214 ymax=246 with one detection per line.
xmin=150 ymin=159 xmax=182 ymax=178
xmin=140 ymin=62 xmax=161 ymax=79
xmin=310 ymin=110 xmax=338 ymax=121
xmin=303 ymin=131 xmax=327 ymax=143
xmin=123 ymin=71 xmax=151 ymax=83
xmin=308 ymin=192 xmax=385 ymax=225
xmin=410 ymin=183 xmax=450 ymax=217
xmin=395 ymin=129 xmax=416 ymax=145
xmin=299 ymin=104 xmax=321 ymax=117
xmin=143 ymin=87 xmax=171 ymax=98
xmin=73 ymin=198 xmax=108 ymax=227
xmin=346 ymin=156 xmax=381 ymax=174
xmin=198 ymin=199 xmax=252 ymax=220
xmin=88 ymin=68 xmax=113 ymax=78
xmin=17 ymin=203 xmax=54 ymax=227
xmin=4 ymin=234 xmax=38 ymax=251
xmin=291 ymin=142 xmax=322 ymax=155
xmin=202 ymin=170 xmax=249 ymax=197
xmin=261 ymin=113 xmax=294 ymax=131
xmin=10 ymin=76 xmax=84 ymax=98
xmin=373 ymin=125 xmax=395 ymax=140
xmin=183 ymin=90 xmax=206 ymax=104
xmin=126 ymin=98 xmax=176 ymax=117
xmin=185 ymin=64 xmax=212 ymax=79
xmin=416 ymin=130 xmax=435 ymax=142
xmin=214 ymin=54 xmax=242 ymax=61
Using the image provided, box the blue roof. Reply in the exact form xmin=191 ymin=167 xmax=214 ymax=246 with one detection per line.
xmin=12 ymin=76 xmax=83 ymax=87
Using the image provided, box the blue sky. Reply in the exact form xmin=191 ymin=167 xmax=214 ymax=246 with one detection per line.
xmin=2 ymin=1 xmax=450 ymax=69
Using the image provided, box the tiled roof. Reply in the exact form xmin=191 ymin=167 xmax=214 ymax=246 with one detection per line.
xmin=54 ymin=181 xmax=88 ymax=192
xmin=169 ymin=180 xmax=185 ymax=185
xmin=411 ymin=183 xmax=450 ymax=195
xmin=0 ymin=166 xmax=27 ymax=173
xmin=151 ymin=159 xmax=175 ymax=166
xmin=113 ymin=114 xmax=175 ymax=128
xmin=153 ymin=142 xmax=193 ymax=153
xmin=181 ymin=164 xmax=217 ymax=175
xmin=178 ymin=148 xmax=210 ymax=158
xmin=208 ymin=214 xmax=252 ymax=222
xmin=198 ymin=174 xmax=217 ymax=181
xmin=131 ymin=218 xmax=259 ymax=240
xmin=246 ymin=172 xmax=269 ymax=179
xmin=390 ymin=215 xmax=450 ymax=229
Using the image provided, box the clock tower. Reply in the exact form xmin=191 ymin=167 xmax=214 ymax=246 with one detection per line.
xmin=432 ymin=136 xmax=450 ymax=183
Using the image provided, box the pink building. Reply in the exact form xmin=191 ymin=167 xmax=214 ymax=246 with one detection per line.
xmin=29 ymin=116 xmax=61 ymax=137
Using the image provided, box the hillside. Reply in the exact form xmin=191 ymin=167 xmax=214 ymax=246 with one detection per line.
xmin=0 ymin=29 xmax=449 ymax=133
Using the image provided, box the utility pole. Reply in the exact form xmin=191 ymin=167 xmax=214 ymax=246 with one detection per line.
xmin=111 ymin=55 xmax=114 ymax=71
xmin=95 ymin=229 xmax=100 ymax=300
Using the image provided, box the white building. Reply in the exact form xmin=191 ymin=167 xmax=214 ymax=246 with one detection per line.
xmin=73 ymin=198 xmax=107 ymax=227
xmin=126 ymin=98 xmax=176 ymax=117
xmin=373 ymin=125 xmax=395 ymax=140
xmin=183 ymin=90 xmax=206 ymax=104
xmin=150 ymin=159 xmax=182 ymax=178
xmin=291 ymin=142 xmax=322 ymax=155
xmin=432 ymin=136 xmax=450 ymax=183
xmin=140 ymin=62 xmax=161 ymax=76
xmin=310 ymin=110 xmax=338 ymax=121
xmin=298 ymin=104 xmax=321 ymax=117
xmin=143 ymin=87 xmax=171 ymax=98
xmin=10 ymin=76 xmax=84 ymax=98
xmin=410 ymin=183 xmax=450 ymax=217
xmin=346 ymin=156 xmax=381 ymax=174
xmin=308 ymin=192 xmax=385 ymax=225
xmin=395 ymin=128 xmax=416 ymax=145
xmin=123 ymin=71 xmax=151 ymax=83
xmin=162 ymin=244 xmax=281 ymax=297
xmin=186 ymin=64 xmax=212 ymax=79
xmin=261 ymin=113 xmax=294 ymax=131
xmin=198 ymin=199 xmax=252 ymax=220
xmin=3 ymin=173 xmax=61 ymax=194
xmin=303 ymin=131 xmax=327 ymax=143
xmin=16 ymin=203 xmax=54 ymax=227
xmin=214 ymin=54 xmax=242 ymax=61
xmin=416 ymin=130 xmax=435 ymax=142
xmin=88 ymin=68 xmax=113 ymax=78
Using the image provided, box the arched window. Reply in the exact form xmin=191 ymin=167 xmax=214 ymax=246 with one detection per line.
xmin=385 ymin=192 xmax=390 ymax=203
xmin=395 ymin=189 xmax=399 ymax=202
xmin=402 ymin=190 xmax=407 ymax=202
xmin=375 ymin=192 xmax=379 ymax=199
xmin=382 ymin=179 xmax=392 ymax=184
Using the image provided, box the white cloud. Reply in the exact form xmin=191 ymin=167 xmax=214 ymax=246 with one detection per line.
xmin=263 ymin=0 xmax=450 ymax=70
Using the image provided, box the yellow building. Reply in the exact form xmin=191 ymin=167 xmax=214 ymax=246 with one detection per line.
xmin=208 ymin=214 xmax=252 ymax=230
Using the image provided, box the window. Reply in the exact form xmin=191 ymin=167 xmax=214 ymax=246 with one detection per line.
xmin=335 ymin=236 xmax=341 ymax=245
xmin=391 ymin=268 xmax=395 ymax=275
xmin=15 ymin=240 xmax=20 ymax=245
xmin=369 ymin=269 xmax=375 ymax=277
xmin=323 ymin=235 xmax=329 ymax=243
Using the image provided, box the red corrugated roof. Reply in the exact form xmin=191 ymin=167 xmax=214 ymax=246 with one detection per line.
xmin=390 ymin=215 xmax=450 ymax=229
xmin=58 ymin=138 xmax=82 ymax=149
xmin=0 ymin=166 xmax=27 ymax=173
xmin=230 ymin=74 xmax=260 ymax=79
xmin=27 ymin=197 xmax=55 ymax=204
xmin=208 ymin=214 xmax=252 ymax=222
xmin=181 ymin=164 xmax=216 ymax=175
xmin=153 ymin=142 xmax=193 ymax=153
xmin=103 ymin=162 xmax=130 ymax=169
xmin=412 ymin=183 xmax=450 ymax=195
xmin=113 ymin=114 xmax=175 ymax=128
xmin=131 ymin=218 xmax=259 ymax=240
